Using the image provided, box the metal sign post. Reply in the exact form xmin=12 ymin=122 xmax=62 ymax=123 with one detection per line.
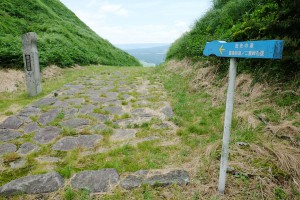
xmin=22 ymin=32 xmax=42 ymax=97
xmin=203 ymin=40 xmax=284 ymax=194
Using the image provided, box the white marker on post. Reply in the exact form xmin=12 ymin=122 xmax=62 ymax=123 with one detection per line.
xmin=218 ymin=58 xmax=237 ymax=194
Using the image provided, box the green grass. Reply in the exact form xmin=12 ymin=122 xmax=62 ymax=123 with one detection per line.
xmin=0 ymin=0 xmax=140 ymax=68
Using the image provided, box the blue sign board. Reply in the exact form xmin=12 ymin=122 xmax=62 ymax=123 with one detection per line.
xmin=203 ymin=40 xmax=284 ymax=59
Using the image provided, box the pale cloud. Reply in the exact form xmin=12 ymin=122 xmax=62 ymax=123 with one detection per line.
xmin=99 ymin=3 xmax=129 ymax=16
xmin=60 ymin=0 xmax=213 ymax=44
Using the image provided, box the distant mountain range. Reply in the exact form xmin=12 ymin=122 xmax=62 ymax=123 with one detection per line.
xmin=115 ymin=43 xmax=171 ymax=66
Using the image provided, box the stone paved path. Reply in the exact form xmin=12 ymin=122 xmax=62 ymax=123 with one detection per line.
xmin=0 ymin=68 xmax=188 ymax=197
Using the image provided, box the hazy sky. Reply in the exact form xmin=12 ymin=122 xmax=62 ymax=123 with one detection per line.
xmin=60 ymin=0 xmax=212 ymax=44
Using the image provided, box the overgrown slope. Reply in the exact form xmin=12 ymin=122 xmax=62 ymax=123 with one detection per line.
xmin=0 ymin=0 xmax=141 ymax=68
xmin=167 ymin=0 xmax=300 ymax=82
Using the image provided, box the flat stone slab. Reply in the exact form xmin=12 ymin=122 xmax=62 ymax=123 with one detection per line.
xmin=103 ymin=106 xmax=124 ymax=115
xmin=36 ymin=156 xmax=61 ymax=163
xmin=34 ymin=127 xmax=61 ymax=144
xmin=0 ymin=172 xmax=64 ymax=196
xmin=160 ymin=106 xmax=174 ymax=117
xmin=17 ymin=142 xmax=40 ymax=155
xmin=0 ymin=143 xmax=17 ymax=156
xmin=110 ymin=129 xmax=137 ymax=142
xmin=52 ymin=134 xmax=102 ymax=151
xmin=23 ymin=122 xmax=40 ymax=134
xmin=0 ymin=116 xmax=23 ymax=129
xmin=71 ymin=169 xmax=119 ymax=193
xmin=33 ymin=97 xmax=57 ymax=107
xmin=61 ymin=118 xmax=90 ymax=129
xmin=121 ymin=169 xmax=190 ymax=190
xmin=18 ymin=106 xmax=41 ymax=117
xmin=65 ymin=98 xmax=85 ymax=105
xmin=38 ymin=109 xmax=61 ymax=125
xmin=79 ymin=105 xmax=96 ymax=114
xmin=9 ymin=158 xmax=26 ymax=169
xmin=90 ymin=114 xmax=109 ymax=122
xmin=0 ymin=129 xmax=22 ymax=142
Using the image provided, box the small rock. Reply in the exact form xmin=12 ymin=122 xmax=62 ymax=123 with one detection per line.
xmin=92 ymin=124 xmax=107 ymax=131
xmin=61 ymin=118 xmax=90 ymax=129
xmin=38 ymin=109 xmax=61 ymax=125
xmin=0 ymin=129 xmax=22 ymax=142
xmin=0 ymin=172 xmax=64 ymax=196
xmin=236 ymin=142 xmax=249 ymax=147
xmin=0 ymin=143 xmax=17 ymax=156
xmin=0 ymin=116 xmax=23 ymax=129
xmin=160 ymin=106 xmax=174 ymax=117
xmin=9 ymin=158 xmax=26 ymax=169
xmin=110 ymin=129 xmax=137 ymax=142
xmin=17 ymin=142 xmax=40 ymax=155
xmin=23 ymin=122 xmax=40 ymax=134
xmin=71 ymin=169 xmax=119 ymax=193
xmin=34 ymin=127 xmax=61 ymax=144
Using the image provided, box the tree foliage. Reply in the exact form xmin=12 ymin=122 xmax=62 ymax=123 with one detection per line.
xmin=0 ymin=0 xmax=140 ymax=68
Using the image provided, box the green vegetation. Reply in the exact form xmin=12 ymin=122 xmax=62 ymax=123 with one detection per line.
xmin=0 ymin=0 xmax=140 ymax=68
xmin=167 ymin=0 xmax=300 ymax=82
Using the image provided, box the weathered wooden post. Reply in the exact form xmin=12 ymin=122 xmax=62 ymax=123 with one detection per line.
xmin=22 ymin=32 xmax=42 ymax=97
xmin=203 ymin=40 xmax=284 ymax=194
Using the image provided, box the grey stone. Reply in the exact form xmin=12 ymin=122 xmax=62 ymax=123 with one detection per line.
xmin=18 ymin=106 xmax=41 ymax=117
xmin=65 ymin=98 xmax=85 ymax=105
xmin=121 ymin=175 xmax=143 ymax=190
xmin=92 ymin=124 xmax=107 ymax=131
xmin=64 ymin=108 xmax=78 ymax=118
xmin=36 ymin=157 xmax=61 ymax=163
xmin=33 ymin=97 xmax=57 ymax=107
xmin=34 ymin=127 xmax=61 ymax=144
xmin=52 ymin=100 xmax=69 ymax=108
xmin=23 ymin=122 xmax=40 ymax=134
xmin=79 ymin=105 xmax=96 ymax=114
xmin=106 ymin=92 xmax=118 ymax=99
xmin=52 ymin=134 xmax=102 ymax=151
xmin=0 ymin=116 xmax=23 ymax=129
xmin=160 ymin=106 xmax=174 ymax=117
xmin=17 ymin=142 xmax=40 ymax=155
xmin=71 ymin=169 xmax=119 ymax=193
xmin=0 ymin=129 xmax=22 ymax=142
xmin=0 ymin=143 xmax=17 ymax=156
xmin=9 ymin=158 xmax=26 ymax=169
xmin=132 ymin=108 xmax=153 ymax=118
xmin=121 ymin=169 xmax=189 ymax=190
xmin=61 ymin=118 xmax=90 ymax=129
xmin=110 ymin=129 xmax=137 ymax=142
xmin=90 ymin=114 xmax=109 ymax=122
xmin=38 ymin=109 xmax=61 ymax=125
xmin=104 ymin=106 xmax=124 ymax=115
xmin=236 ymin=142 xmax=249 ymax=147
xmin=0 ymin=172 xmax=64 ymax=196
xmin=114 ymin=119 xmax=135 ymax=127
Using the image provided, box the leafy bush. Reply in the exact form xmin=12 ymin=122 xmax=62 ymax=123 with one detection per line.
xmin=0 ymin=0 xmax=140 ymax=68
xmin=167 ymin=0 xmax=300 ymax=82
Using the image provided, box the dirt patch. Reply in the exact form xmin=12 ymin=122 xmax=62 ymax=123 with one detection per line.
xmin=41 ymin=65 xmax=63 ymax=80
xmin=0 ymin=69 xmax=25 ymax=93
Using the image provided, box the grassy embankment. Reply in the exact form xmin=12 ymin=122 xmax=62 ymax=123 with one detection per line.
xmin=0 ymin=0 xmax=140 ymax=68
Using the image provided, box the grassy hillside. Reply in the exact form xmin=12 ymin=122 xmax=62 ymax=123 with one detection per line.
xmin=0 ymin=0 xmax=140 ymax=68
xmin=167 ymin=0 xmax=300 ymax=82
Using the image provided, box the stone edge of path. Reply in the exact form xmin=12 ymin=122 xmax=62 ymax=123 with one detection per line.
xmin=0 ymin=169 xmax=189 ymax=197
